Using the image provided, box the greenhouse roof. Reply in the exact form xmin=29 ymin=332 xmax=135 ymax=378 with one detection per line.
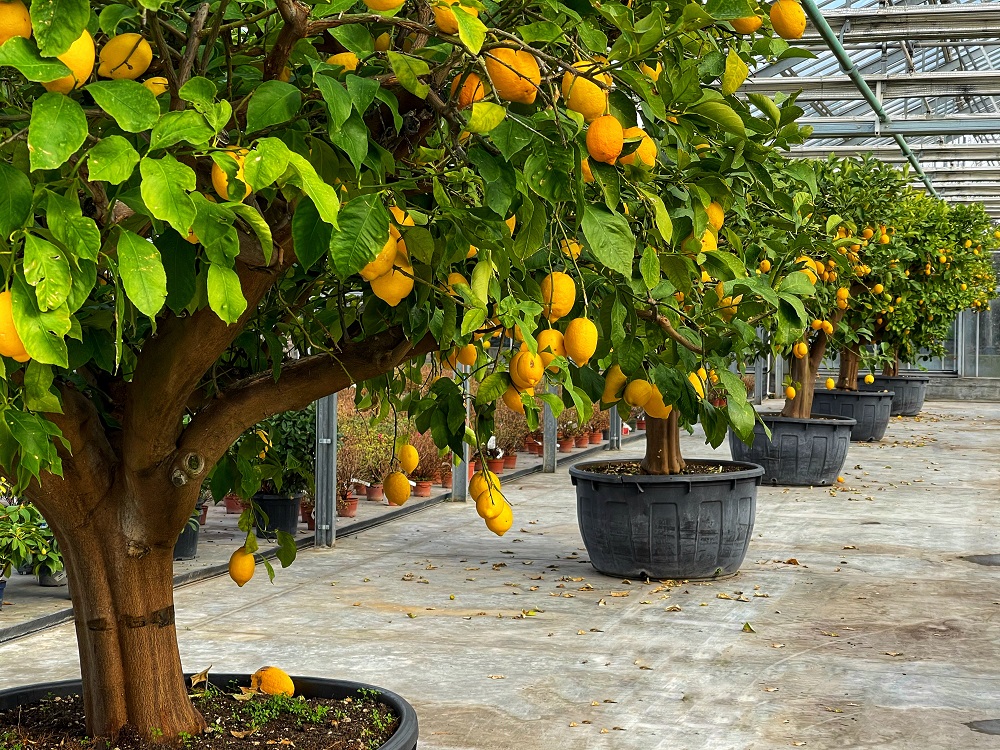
xmin=747 ymin=0 xmax=1000 ymax=216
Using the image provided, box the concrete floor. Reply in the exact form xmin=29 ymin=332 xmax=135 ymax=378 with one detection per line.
xmin=2 ymin=402 xmax=999 ymax=749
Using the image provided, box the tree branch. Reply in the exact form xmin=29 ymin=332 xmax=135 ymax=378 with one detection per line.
xmin=263 ymin=0 xmax=310 ymax=82
xmin=177 ymin=3 xmax=210 ymax=88
xmin=180 ymin=329 xmax=439 ymax=470
xmin=637 ymin=308 xmax=705 ymax=355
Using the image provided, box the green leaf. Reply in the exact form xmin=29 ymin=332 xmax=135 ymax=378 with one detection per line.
xmin=28 ymin=93 xmax=87 ymax=171
xmin=244 ymin=137 xmax=290 ymax=190
xmin=691 ymin=100 xmax=746 ymax=137
xmin=346 ymin=74 xmax=379 ymax=116
xmin=386 ymin=52 xmax=429 ymax=99
xmin=516 ymin=21 xmax=564 ymax=43
xmin=705 ymin=0 xmax=754 ymax=19
xmin=330 ymin=24 xmax=374 ymax=56
xmin=86 ymin=80 xmax=160 ymax=133
xmin=314 ymin=74 xmax=352 ymax=129
xmin=23 ymin=235 xmax=71 ymax=311
xmin=0 ymin=164 xmax=32 ymax=239
xmin=453 ymin=6 xmax=487 ymax=53
xmin=476 ymin=373 xmax=509 ymax=407
xmin=207 ymin=262 xmax=247 ymax=324
xmin=29 ymin=0 xmax=89 ymax=56
xmin=98 ymin=5 xmax=138 ymax=35
xmin=11 ymin=275 xmax=68 ymax=367
xmin=23 ymin=360 xmax=62 ymax=413
xmin=46 ymin=192 xmax=100 ymax=262
xmin=291 ymin=196 xmax=331 ymax=272
xmin=246 ymin=80 xmax=302 ymax=133
xmin=747 ymin=93 xmax=781 ymax=126
xmin=778 ymin=271 xmax=816 ymax=296
xmin=466 ymin=102 xmax=506 ymax=134
xmin=581 ymin=205 xmax=635 ymax=277
xmin=285 ymin=151 xmax=340 ymax=226
xmin=490 ymin=118 xmax=533 ymax=161
xmin=117 ymin=229 xmax=167 ymax=318
xmin=139 ymin=155 xmax=196 ymax=235
xmin=275 ymin=530 xmax=297 ymax=568
xmin=87 ymin=136 xmax=139 ymax=185
xmin=149 ymin=110 xmax=216 ymax=149
xmin=721 ymin=49 xmax=749 ymax=96
xmin=639 ymin=246 xmax=659 ymax=290
xmin=229 ymin=204 xmax=273 ymax=264
xmin=330 ymin=111 xmax=369 ymax=173
xmin=638 ymin=187 xmax=673 ymax=242
xmin=328 ymin=194 xmax=390 ymax=279
xmin=0 ymin=37 xmax=70 ymax=81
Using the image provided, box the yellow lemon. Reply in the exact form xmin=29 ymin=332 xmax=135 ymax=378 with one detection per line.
xmin=509 ymin=350 xmax=544 ymax=390
xmin=434 ymin=0 xmax=479 ymax=34
xmin=502 ymin=385 xmax=527 ymax=414
xmin=399 ymin=444 xmax=419 ymax=474
xmin=864 ymin=374 xmax=875 ymax=384
xmin=602 ymin=364 xmax=627 ymax=404
xmin=43 ymin=30 xmax=95 ymax=93
xmin=384 ymin=471 xmax=411 ymax=505
xmin=706 ymin=201 xmax=725 ymax=231
xmin=770 ymin=0 xmax=806 ymax=40
xmin=785 ymin=385 xmax=797 ymax=399
xmin=228 ymin=547 xmax=255 ymax=587
xmin=825 ymin=378 xmax=835 ymax=390
xmin=484 ymin=48 xmax=540 ymax=104
xmin=564 ymin=317 xmax=598 ymax=366
xmin=561 ymin=61 xmax=610 ymax=122
xmin=360 ymin=234 xmax=398 ymax=281
xmin=485 ymin=500 xmax=513 ymax=536
xmin=456 ymin=343 xmax=478 ymax=367
xmin=211 ymin=148 xmax=251 ymax=201
xmin=98 ymin=33 xmax=152 ymax=80
xmin=0 ymin=0 xmax=31 ymax=46
xmin=540 ymin=271 xmax=576 ymax=321
xmin=142 ymin=76 xmax=169 ymax=96
xmin=251 ymin=667 xmax=294 ymax=697
xmin=469 ymin=470 xmax=500 ymax=501
xmin=476 ymin=488 xmax=507 ymax=520
xmin=560 ymin=238 xmax=583 ymax=259
xmin=536 ymin=328 xmax=566 ymax=371
xmin=643 ymin=387 xmax=673 ymax=419
xmin=365 ymin=0 xmax=404 ymax=9
xmin=618 ymin=127 xmax=656 ymax=167
xmin=730 ymin=15 xmax=763 ymax=33
xmin=688 ymin=371 xmax=705 ymax=399
xmin=623 ymin=379 xmax=653 ymax=408
xmin=586 ymin=114 xmax=624 ymax=165
xmin=326 ymin=51 xmax=359 ymax=73
xmin=369 ymin=250 xmax=414 ymax=306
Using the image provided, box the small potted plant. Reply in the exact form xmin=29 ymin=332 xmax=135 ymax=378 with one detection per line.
xmin=590 ymin=408 xmax=610 ymax=444
xmin=408 ymin=431 xmax=440 ymax=497
xmin=494 ymin=406 xmax=528 ymax=470
xmin=0 ymin=503 xmax=65 ymax=604
xmin=439 ymin=453 xmax=454 ymax=489
xmin=335 ymin=439 xmax=361 ymax=518
xmin=557 ymin=408 xmax=578 ymax=453
xmin=484 ymin=446 xmax=506 ymax=475
xmin=249 ymin=406 xmax=316 ymax=538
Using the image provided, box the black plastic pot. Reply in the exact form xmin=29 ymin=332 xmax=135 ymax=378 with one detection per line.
xmin=253 ymin=494 xmax=301 ymax=538
xmin=0 ymin=673 xmax=418 ymax=750
xmin=811 ymin=389 xmax=894 ymax=442
xmin=0 ymin=579 xmax=6 ymax=609
xmin=569 ymin=459 xmax=764 ymax=580
xmin=173 ymin=521 xmax=199 ymax=561
xmin=857 ymin=375 xmax=929 ymax=417
xmin=728 ymin=413 xmax=855 ymax=487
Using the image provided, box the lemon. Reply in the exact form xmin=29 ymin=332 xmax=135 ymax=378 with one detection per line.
xmin=399 ymin=444 xmax=419 ymax=474
xmin=502 ymin=385 xmax=527 ymax=413
xmin=389 ymin=205 xmax=415 ymax=240
xmin=98 ymin=33 xmax=152 ymax=80
xmin=485 ymin=501 xmax=513 ymax=536
xmin=360 ymin=235 xmax=398 ymax=281
xmin=536 ymin=328 xmax=566 ymax=371
xmin=785 ymin=385 xmax=797 ymax=399
xmin=618 ymin=127 xmax=656 ymax=167
xmin=43 ymin=30 xmax=95 ymax=94
xmin=251 ymin=666 xmax=294 ymax=697
xmin=0 ymin=0 xmax=30 ymax=46
xmin=476 ymin=488 xmax=507 ymax=520
xmin=586 ymin=114 xmax=624 ymax=165
xmin=825 ymin=378 xmax=835 ymax=390
xmin=374 ymin=32 xmax=391 ymax=51
xmin=623 ymin=379 xmax=653 ymax=408
xmin=469 ymin=470 xmax=500 ymax=501
xmin=446 ymin=272 xmax=468 ymax=297
xmin=688 ymin=371 xmax=705 ymax=399
xmin=369 ymin=250 xmax=414 ymax=306
xmin=212 ymin=148 xmax=251 ymax=201
xmin=142 ymin=76 xmax=169 ymax=96
xmin=560 ymin=238 xmax=583 ymax=259
xmin=730 ymin=15 xmax=762 ymax=33
xmin=384 ymin=471 xmax=411 ymax=505
xmin=540 ymin=271 xmax=576 ymax=321
xmin=365 ymin=0 xmax=404 ymax=9
xmin=434 ymin=0 xmax=479 ymax=34
xmin=484 ymin=48 xmax=540 ymax=104
xmin=643 ymin=387 xmax=673 ymax=419
xmin=326 ymin=51 xmax=359 ymax=73
xmin=770 ymin=0 xmax=806 ymax=40
xmin=706 ymin=201 xmax=725 ymax=231
xmin=564 ymin=317 xmax=598 ymax=366
xmin=864 ymin=374 xmax=875 ymax=385
xmin=454 ymin=343 xmax=477 ymax=367
xmin=228 ymin=547 xmax=255 ymax=587
xmin=509 ymin=350 xmax=544 ymax=390
xmin=561 ymin=61 xmax=610 ymax=122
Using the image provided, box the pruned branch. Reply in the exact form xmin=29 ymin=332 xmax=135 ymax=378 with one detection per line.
xmin=263 ymin=0 xmax=310 ymax=82
xmin=180 ymin=329 xmax=439 ymax=469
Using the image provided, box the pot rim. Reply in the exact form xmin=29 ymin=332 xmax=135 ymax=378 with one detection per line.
xmin=860 ymin=374 xmax=931 ymax=383
xmin=0 ymin=674 xmax=418 ymax=750
xmin=569 ymin=458 xmax=764 ymax=485
xmin=753 ymin=412 xmax=858 ymax=427
xmin=813 ymin=389 xmax=895 ymax=399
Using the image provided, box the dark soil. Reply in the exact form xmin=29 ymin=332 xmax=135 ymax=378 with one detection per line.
xmin=0 ymin=684 xmax=399 ymax=750
xmin=583 ymin=461 xmax=744 ymax=475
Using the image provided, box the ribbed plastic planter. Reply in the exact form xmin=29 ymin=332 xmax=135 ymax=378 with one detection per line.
xmin=0 ymin=674 xmax=418 ymax=750
xmin=811 ymin=389 xmax=894 ymax=442
xmin=253 ymin=494 xmax=301 ymax=538
xmin=728 ymin=413 xmax=855 ymax=486
xmin=569 ymin=459 xmax=764 ymax=580
xmin=857 ymin=375 xmax=929 ymax=417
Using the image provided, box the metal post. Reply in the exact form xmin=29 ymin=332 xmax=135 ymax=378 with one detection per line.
xmin=609 ymin=405 xmax=622 ymax=451
xmin=314 ymin=393 xmax=337 ymax=547
xmin=451 ymin=366 xmax=471 ymax=501
xmin=542 ymin=387 xmax=557 ymax=472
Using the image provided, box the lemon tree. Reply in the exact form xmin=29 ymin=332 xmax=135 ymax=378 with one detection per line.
xmin=0 ymin=0 xmax=823 ymax=739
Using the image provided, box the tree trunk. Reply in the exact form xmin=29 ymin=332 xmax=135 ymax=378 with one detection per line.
xmin=883 ymin=351 xmax=900 ymax=377
xmin=781 ymin=353 xmax=815 ymax=419
xmin=640 ymin=409 xmax=686 ymax=475
xmin=39 ymin=480 xmax=205 ymax=741
xmin=836 ymin=345 xmax=860 ymax=391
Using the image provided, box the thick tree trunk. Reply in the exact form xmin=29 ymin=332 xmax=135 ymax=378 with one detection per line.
xmin=781 ymin=353 xmax=816 ymax=419
xmin=883 ymin=351 xmax=900 ymax=377
xmin=640 ymin=410 xmax=686 ymax=475
xmin=837 ymin=345 xmax=860 ymax=391
xmin=35 ymin=475 xmax=205 ymax=741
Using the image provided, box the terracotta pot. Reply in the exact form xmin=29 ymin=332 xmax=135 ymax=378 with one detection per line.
xmin=468 ymin=463 xmax=475 ymax=480
xmin=589 ymin=431 xmax=603 ymax=445
xmin=414 ymin=480 xmax=433 ymax=497
xmin=366 ymin=483 xmax=384 ymax=501
xmin=503 ymin=454 xmax=518 ymax=470
xmin=575 ymin=435 xmax=590 ymax=448
xmin=637 ymin=419 xmax=646 ymax=430
xmin=337 ymin=496 xmax=359 ymax=518
xmin=530 ymin=442 xmax=543 ymax=456
xmin=472 ymin=459 xmax=482 ymax=472
xmin=301 ymin=503 xmax=316 ymax=530
xmin=440 ymin=473 xmax=453 ymax=489
xmin=223 ymin=493 xmax=244 ymax=515
xmin=353 ymin=481 xmax=367 ymax=496
xmin=486 ymin=458 xmax=505 ymax=474
xmin=558 ymin=438 xmax=575 ymax=453
xmin=199 ymin=502 xmax=209 ymax=525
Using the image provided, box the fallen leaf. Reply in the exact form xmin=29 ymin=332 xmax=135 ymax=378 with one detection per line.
xmin=783 ymin=558 xmax=800 ymax=565
xmin=820 ymin=631 xmax=839 ymax=637
xmin=189 ymin=665 xmax=212 ymax=690
xmin=717 ymin=592 xmax=733 ymax=600
xmin=600 ymin=728 xmax=609 ymax=734
xmin=610 ymin=591 xmax=630 ymax=597
xmin=568 ymin=722 xmax=578 ymax=728
xmin=763 ymin=687 xmax=779 ymax=692
xmin=742 ymin=622 xmax=756 ymax=633
xmin=407 ymin=612 xmax=417 ymax=618
xmin=843 ymin=545 xmax=857 ymax=550
xmin=824 ymin=707 xmax=843 ymax=713
xmin=592 ymin=701 xmax=600 ymax=706
xmin=884 ymin=651 xmax=903 ymax=657
xmin=578 ymin=630 xmax=586 ymax=635
xmin=597 ymin=598 xmax=607 ymax=606
xmin=487 ymin=675 xmax=505 ymax=680
xmin=231 ymin=729 xmax=257 ymax=738
xmin=603 ymin=699 xmax=617 ymax=703
xmin=771 ymin=643 xmax=785 ymax=648
xmin=613 ymin=726 xmax=625 ymax=731
xmin=665 ymin=605 xmax=682 ymax=612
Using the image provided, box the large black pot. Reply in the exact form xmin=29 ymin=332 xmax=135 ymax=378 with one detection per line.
xmin=0 ymin=673 xmax=418 ymax=750
xmin=728 ymin=413 xmax=855 ymax=486
xmin=173 ymin=521 xmax=200 ymax=561
xmin=253 ymin=494 xmax=301 ymax=538
xmin=811 ymin=389 xmax=894 ymax=442
xmin=857 ymin=375 xmax=930 ymax=417
xmin=569 ymin=459 xmax=764 ymax=580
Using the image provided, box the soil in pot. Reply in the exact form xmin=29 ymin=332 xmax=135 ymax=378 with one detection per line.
xmin=366 ymin=483 xmax=384 ymax=501
xmin=0 ymin=675 xmax=411 ymax=750
xmin=414 ymin=480 xmax=433 ymax=497
xmin=503 ymin=454 xmax=518 ymax=470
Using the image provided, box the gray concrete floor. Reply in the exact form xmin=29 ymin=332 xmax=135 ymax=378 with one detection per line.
xmin=2 ymin=402 xmax=999 ymax=749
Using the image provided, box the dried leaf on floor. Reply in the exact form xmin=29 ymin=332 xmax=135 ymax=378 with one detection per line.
xmin=231 ymin=729 xmax=257 ymax=738
xmin=665 ymin=605 xmax=682 ymax=612
xmin=487 ymin=675 xmax=505 ymax=680
xmin=884 ymin=651 xmax=903 ymax=657
xmin=742 ymin=622 xmax=756 ymax=633
xmin=820 ymin=631 xmax=839 ymax=637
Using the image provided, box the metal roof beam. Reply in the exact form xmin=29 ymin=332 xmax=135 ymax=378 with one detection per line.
xmin=787 ymin=144 xmax=1000 ymax=161
xmin=743 ymin=71 xmax=1000 ymax=100
xmin=799 ymin=5 xmax=1000 ymax=45
xmin=802 ymin=116 xmax=1000 ymax=138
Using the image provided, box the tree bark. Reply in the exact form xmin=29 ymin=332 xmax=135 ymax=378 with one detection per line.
xmin=837 ymin=344 xmax=860 ymax=391
xmin=883 ymin=351 xmax=899 ymax=377
xmin=781 ymin=352 xmax=815 ymax=418
xmin=640 ymin=410 xmax=686 ymax=475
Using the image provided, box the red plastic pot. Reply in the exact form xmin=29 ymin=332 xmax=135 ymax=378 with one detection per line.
xmin=366 ymin=483 xmax=384 ymax=501
xmin=301 ymin=503 xmax=316 ymax=530
xmin=199 ymin=503 xmax=209 ymax=526
xmin=414 ymin=480 xmax=433 ymax=497
xmin=589 ymin=431 xmax=603 ymax=444
xmin=486 ymin=458 xmax=505 ymax=474
xmin=558 ymin=438 xmax=575 ymax=453
xmin=337 ymin=497 xmax=359 ymax=518
xmin=503 ymin=454 xmax=517 ymax=470
xmin=440 ymin=473 xmax=453 ymax=489
xmin=223 ymin=493 xmax=244 ymax=515
xmin=531 ymin=442 xmax=543 ymax=456
xmin=636 ymin=419 xmax=646 ymax=430
xmin=575 ymin=435 xmax=590 ymax=448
